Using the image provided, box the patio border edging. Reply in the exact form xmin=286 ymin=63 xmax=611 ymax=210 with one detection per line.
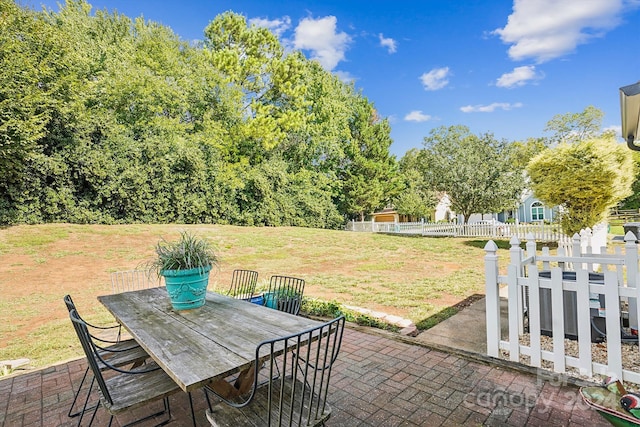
xmin=346 ymin=321 xmax=602 ymax=390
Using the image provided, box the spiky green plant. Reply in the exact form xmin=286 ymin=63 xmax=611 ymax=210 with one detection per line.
xmin=149 ymin=231 xmax=218 ymax=274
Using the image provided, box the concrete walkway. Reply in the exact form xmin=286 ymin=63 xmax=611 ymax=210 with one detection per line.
xmin=1 ymin=320 xmax=609 ymax=426
xmin=415 ymin=295 xmax=509 ymax=354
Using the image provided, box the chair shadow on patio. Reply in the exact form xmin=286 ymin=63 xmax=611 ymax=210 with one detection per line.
xmin=1 ymin=324 xmax=610 ymax=427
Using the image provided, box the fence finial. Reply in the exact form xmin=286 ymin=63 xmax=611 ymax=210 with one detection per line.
xmin=484 ymin=240 xmax=498 ymax=253
xmin=625 ymin=231 xmax=638 ymax=243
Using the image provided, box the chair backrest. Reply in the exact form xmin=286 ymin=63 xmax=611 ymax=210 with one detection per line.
xmin=64 ymin=294 xmax=76 ymax=313
xmin=267 ymin=275 xmax=305 ymax=315
xmin=64 ymin=294 xmax=124 ymax=344
xmin=227 ymin=269 xmax=259 ymax=300
xmin=68 ymin=308 xmax=115 ymax=405
xmin=208 ymin=316 xmax=345 ymax=426
xmin=111 ymin=269 xmax=160 ymax=294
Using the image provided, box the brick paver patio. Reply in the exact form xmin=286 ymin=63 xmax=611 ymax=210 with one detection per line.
xmin=1 ymin=326 xmax=610 ymax=426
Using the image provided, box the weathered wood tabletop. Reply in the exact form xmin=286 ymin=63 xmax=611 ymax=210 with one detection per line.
xmin=98 ymin=287 xmax=322 ymax=392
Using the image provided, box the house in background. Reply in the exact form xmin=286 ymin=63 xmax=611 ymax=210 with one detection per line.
xmin=496 ymin=190 xmax=557 ymax=224
xmin=370 ymin=191 xmax=556 ymax=225
xmin=370 ymin=207 xmax=400 ymax=223
xmin=370 ymin=194 xmax=454 ymax=223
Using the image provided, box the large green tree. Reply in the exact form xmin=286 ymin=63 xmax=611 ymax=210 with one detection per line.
xmin=527 ymin=137 xmax=635 ymax=235
xmin=544 ymin=105 xmax=605 ymax=145
xmin=420 ymin=125 xmax=525 ymax=223
xmin=1 ymin=2 xmax=395 ymax=228
xmin=0 ymin=0 xmax=73 ymax=217
xmin=393 ymin=149 xmax=437 ymax=220
xmin=338 ymin=98 xmax=399 ymax=221
xmin=619 ymin=151 xmax=640 ymax=210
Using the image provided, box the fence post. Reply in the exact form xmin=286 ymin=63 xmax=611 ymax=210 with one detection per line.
xmin=508 ymin=236 xmax=524 ymax=356
xmin=575 ymin=268 xmax=593 ymax=377
xmin=557 ymin=241 xmax=566 ymax=271
xmin=605 ymin=270 xmax=623 ymax=379
xmin=525 ymin=233 xmax=536 ymax=257
xmin=508 ymin=236 xmax=524 ymax=334
xmin=550 ymin=267 xmax=566 ymax=373
xmin=625 ymin=231 xmax=639 ymax=334
xmin=522 ymin=234 xmax=536 ymax=335
xmin=572 ymin=233 xmax=582 ymax=270
xmin=583 ymin=228 xmax=594 ymax=271
xmin=542 ymin=247 xmax=550 ymax=271
xmin=485 ymin=240 xmax=500 ymax=358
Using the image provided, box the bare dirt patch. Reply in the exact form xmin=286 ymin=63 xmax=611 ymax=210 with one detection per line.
xmin=0 ymin=224 xmax=490 ymax=368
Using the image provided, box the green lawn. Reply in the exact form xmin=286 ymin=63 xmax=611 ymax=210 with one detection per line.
xmin=0 ymin=224 xmax=514 ymax=371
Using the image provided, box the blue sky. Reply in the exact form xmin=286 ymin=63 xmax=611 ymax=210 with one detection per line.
xmin=29 ymin=0 xmax=640 ymax=156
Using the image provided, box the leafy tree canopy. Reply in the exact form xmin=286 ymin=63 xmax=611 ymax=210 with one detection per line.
xmin=619 ymin=151 xmax=640 ymax=210
xmin=392 ymin=149 xmax=437 ymax=220
xmin=544 ymin=105 xmax=604 ymax=145
xmin=0 ymin=1 xmax=397 ymax=228
xmin=419 ymin=125 xmax=526 ymax=223
xmin=527 ymin=137 xmax=635 ymax=235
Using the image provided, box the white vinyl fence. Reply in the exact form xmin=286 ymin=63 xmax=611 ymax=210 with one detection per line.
xmin=346 ymin=220 xmax=564 ymax=241
xmin=485 ymin=231 xmax=640 ymax=384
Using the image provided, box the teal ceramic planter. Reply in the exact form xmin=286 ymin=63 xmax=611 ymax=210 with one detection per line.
xmin=263 ymin=291 xmax=277 ymax=309
xmin=162 ymin=266 xmax=211 ymax=310
xmin=262 ymin=291 xmax=301 ymax=314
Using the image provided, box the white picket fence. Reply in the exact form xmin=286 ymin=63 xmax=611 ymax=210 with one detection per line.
xmin=485 ymin=231 xmax=640 ymax=383
xmin=346 ymin=220 xmax=564 ymax=241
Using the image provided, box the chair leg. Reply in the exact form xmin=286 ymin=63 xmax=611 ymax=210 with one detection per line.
xmin=68 ymin=366 xmax=88 ymax=417
xmin=76 ymin=376 xmax=97 ymax=427
xmin=188 ymin=392 xmax=196 ymax=427
xmin=118 ymin=396 xmax=172 ymax=427
xmin=68 ymin=366 xmax=98 ymax=418
xmin=85 ymin=398 xmax=101 ymax=427
xmin=204 ymin=388 xmax=213 ymax=412
xmin=82 ymin=392 xmax=172 ymax=427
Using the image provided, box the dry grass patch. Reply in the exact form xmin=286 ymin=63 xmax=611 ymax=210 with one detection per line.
xmin=0 ymin=224 xmax=508 ymax=370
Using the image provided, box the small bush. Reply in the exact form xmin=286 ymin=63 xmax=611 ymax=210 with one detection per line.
xmin=301 ymin=298 xmax=400 ymax=332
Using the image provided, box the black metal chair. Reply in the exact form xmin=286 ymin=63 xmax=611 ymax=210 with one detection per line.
xmin=63 ymin=295 xmax=149 ymax=420
xmin=265 ymin=275 xmax=305 ymax=315
xmin=204 ymin=315 xmax=346 ymax=427
xmin=68 ymin=308 xmax=184 ymax=427
xmin=226 ymin=269 xmax=259 ymax=300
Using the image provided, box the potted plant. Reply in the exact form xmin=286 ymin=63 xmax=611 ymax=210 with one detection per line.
xmin=148 ymin=231 xmax=218 ymax=310
xmin=276 ymin=289 xmax=302 ymax=314
xmin=264 ymin=288 xmax=302 ymax=315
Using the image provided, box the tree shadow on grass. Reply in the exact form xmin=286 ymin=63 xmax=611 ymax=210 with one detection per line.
xmin=415 ymin=293 xmax=485 ymax=330
xmin=463 ymin=239 xmax=559 ymax=250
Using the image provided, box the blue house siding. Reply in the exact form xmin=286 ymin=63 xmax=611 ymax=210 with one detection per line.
xmin=517 ymin=195 xmax=556 ymax=223
xmin=497 ymin=193 xmax=557 ymax=223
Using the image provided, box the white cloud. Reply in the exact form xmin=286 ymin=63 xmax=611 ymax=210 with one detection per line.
xmin=378 ymin=33 xmax=397 ymax=53
xmin=249 ymin=16 xmax=292 ymax=37
xmin=496 ymin=65 xmax=542 ymax=88
xmin=603 ymin=124 xmax=623 ymax=139
xmin=293 ymin=16 xmax=351 ymax=70
xmin=494 ymin=0 xmax=630 ymax=62
xmin=404 ymin=110 xmax=432 ymax=122
xmin=460 ymin=102 xmax=523 ymax=113
xmin=420 ymin=67 xmax=450 ymax=91
xmin=334 ymin=70 xmax=357 ymax=83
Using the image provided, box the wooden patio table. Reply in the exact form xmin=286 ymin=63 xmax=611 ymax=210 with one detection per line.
xmin=98 ymin=287 xmax=322 ymax=393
